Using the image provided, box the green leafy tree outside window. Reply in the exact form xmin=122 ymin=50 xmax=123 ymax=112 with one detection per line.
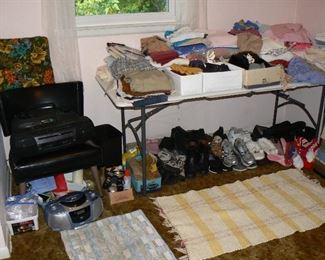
xmin=75 ymin=0 xmax=168 ymax=16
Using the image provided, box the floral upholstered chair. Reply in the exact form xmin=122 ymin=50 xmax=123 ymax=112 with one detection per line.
xmin=0 ymin=36 xmax=55 ymax=92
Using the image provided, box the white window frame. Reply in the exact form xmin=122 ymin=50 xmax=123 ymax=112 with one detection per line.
xmin=76 ymin=0 xmax=177 ymax=37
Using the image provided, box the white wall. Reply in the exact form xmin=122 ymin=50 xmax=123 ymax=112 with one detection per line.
xmin=0 ymin=0 xmax=323 ymax=147
xmin=1 ymin=0 xmax=322 ymax=145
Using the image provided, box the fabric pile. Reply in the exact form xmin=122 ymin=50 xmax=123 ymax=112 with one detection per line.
xmin=99 ymin=20 xmax=325 ymax=107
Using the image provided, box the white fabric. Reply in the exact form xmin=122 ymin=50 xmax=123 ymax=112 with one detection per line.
xmin=154 ymin=169 xmax=325 ymax=260
xmin=41 ymin=0 xmax=81 ymax=82
xmin=176 ymin=0 xmax=207 ymax=30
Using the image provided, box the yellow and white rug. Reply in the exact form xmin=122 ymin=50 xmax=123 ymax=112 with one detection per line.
xmin=153 ymin=169 xmax=325 ymax=260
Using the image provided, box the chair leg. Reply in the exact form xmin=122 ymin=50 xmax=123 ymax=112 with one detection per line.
xmin=90 ymin=166 xmax=103 ymax=197
xmin=19 ymin=183 xmax=26 ymax=194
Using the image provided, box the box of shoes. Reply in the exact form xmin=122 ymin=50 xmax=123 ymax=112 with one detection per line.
xmin=202 ymin=63 xmax=243 ymax=93
xmin=243 ymin=65 xmax=284 ymax=89
xmin=164 ymin=68 xmax=203 ymax=96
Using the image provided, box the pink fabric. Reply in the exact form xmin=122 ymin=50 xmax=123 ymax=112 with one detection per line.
xmin=271 ymin=23 xmax=311 ymax=43
xmin=207 ymin=31 xmax=237 ymax=47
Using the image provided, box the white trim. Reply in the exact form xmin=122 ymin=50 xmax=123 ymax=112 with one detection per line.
xmin=0 ymin=165 xmax=11 ymax=260
xmin=0 ymin=246 xmax=10 ymax=259
xmin=76 ymin=0 xmax=177 ymax=37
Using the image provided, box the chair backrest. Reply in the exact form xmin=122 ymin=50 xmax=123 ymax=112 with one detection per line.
xmin=0 ymin=81 xmax=84 ymax=136
xmin=0 ymin=36 xmax=55 ymax=92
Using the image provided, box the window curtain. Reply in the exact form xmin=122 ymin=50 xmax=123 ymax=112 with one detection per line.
xmin=176 ymin=0 xmax=208 ymax=30
xmin=41 ymin=0 xmax=81 ymax=82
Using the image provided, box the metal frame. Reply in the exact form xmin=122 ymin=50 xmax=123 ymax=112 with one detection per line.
xmin=110 ymin=85 xmax=325 ymax=195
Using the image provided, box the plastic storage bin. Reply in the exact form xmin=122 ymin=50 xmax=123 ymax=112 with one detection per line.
xmin=164 ymin=68 xmax=203 ymax=96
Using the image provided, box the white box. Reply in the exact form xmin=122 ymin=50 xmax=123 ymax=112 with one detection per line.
xmin=7 ymin=213 xmax=39 ymax=235
xmin=164 ymin=68 xmax=202 ymax=96
xmin=202 ymin=63 xmax=243 ymax=93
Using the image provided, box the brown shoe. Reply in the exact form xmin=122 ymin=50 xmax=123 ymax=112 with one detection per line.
xmin=210 ymin=135 xmax=223 ymax=158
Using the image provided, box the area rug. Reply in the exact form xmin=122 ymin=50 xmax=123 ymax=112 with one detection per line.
xmin=153 ymin=169 xmax=325 ymax=260
xmin=61 ymin=209 xmax=176 ymax=260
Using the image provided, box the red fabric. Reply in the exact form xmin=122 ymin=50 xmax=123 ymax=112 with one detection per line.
xmin=150 ymin=50 xmax=179 ymax=65
xmin=270 ymin=59 xmax=289 ymax=68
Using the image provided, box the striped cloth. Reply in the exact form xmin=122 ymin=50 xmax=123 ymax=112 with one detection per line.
xmin=154 ymin=169 xmax=325 ymax=260
xmin=61 ymin=210 xmax=176 ymax=260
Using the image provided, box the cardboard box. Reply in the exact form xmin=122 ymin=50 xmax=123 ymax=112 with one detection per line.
xmin=243 ymin=65 xmax=284 ymax=88
xmin=202 ymin=63 xmax=243 ymax=92
xmin=107 ymin=188 xmax=134 ymax=205
xmin=7 ymin=213 xmax=39 ymax=235
xmin=127 ymin=154 xmax=161 ymax=192
xmin=164 ymin=68 xmax=202 ymax=96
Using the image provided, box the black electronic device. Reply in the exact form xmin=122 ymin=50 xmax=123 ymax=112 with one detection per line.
xmin=10 ymin=108 xmax=95 ymax=158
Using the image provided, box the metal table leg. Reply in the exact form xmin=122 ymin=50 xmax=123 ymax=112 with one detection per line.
xmin=140 ymin=107 xmax=147 ymax=195
xmin=272 ymin=91 xmax=280 ymax=125
xmin=316 ymin=86 xmax=325 ymax=139
xmin=121 ymin=108 xmax=127 ymax=153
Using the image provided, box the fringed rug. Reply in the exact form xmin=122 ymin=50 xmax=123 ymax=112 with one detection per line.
xmin=61 ymin=209 xmax=176 ymax=260
xmin=154 ymin=169 xmax=325 ymax=260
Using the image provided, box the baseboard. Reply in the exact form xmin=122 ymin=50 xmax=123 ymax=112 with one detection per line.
xmin=0 ymin=246 xmax=10 ymax=259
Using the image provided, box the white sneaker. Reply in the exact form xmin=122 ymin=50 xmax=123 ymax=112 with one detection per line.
xmin=292 ymin=152 xmax=304 ymax=170
xmin=246 ymin=140 xmax=265 ymax=160
xmin=258 ymin=138 xmax=278 ymax=155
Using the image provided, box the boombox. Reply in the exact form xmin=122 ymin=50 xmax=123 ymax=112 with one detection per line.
xmin=44 ymin=190 xmax=103 ymax=231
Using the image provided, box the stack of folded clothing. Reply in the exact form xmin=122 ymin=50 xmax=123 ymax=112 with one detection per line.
xmin=105 ymin=42 xmax=173 ymax=106
xmin=149 ymin=50 xmax=179 ymax=65
xmin=165 ymin=26 xmax=210 ymax=55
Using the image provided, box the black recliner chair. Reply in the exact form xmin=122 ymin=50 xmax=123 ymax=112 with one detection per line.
xmin=0 ymin=81 xmax=122 ymax=196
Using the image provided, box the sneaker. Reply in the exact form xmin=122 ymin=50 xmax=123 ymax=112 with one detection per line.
xmin=257 ymin=137 xmax=278 ymax=155
xmin=292 ymin=151 xmax=304 ymax=170
xmin=221 ymin=139 xmax=238 ymax=168
xmin=232 ymin=157 xmax=247 ymax=172
xmin=245 ymin=140 xmax=265 ymax=160
xmin=233 ymin=138 xmax=256 ymax=167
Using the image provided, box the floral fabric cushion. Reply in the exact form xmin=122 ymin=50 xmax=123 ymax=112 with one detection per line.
xmin=0 ymin=36 xmax=55 ymax=92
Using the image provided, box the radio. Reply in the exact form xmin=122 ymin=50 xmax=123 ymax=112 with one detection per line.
xmin=44 ymin=190 xmax=103 ymax=231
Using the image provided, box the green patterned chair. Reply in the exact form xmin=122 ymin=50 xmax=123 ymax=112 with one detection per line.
xmin=0 ymin=36 xmax=55 ymax=92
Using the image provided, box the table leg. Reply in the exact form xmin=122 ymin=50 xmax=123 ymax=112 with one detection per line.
xmin=140 ymin=107 xmax=147 ymax=195
xmin=121 ymin=108 xmax=127 ymax=153
xmin=272 ymin=91 xmax=280 ymax=126
xmin=316 ymin=86 xmax=325 ymax=139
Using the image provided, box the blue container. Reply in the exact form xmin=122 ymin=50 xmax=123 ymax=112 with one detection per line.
xmin=131 ymin=174 xmax=161 ymax=193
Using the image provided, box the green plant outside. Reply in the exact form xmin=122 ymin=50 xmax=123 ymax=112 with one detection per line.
xmin=75 ymin=0 xmax=168 ymax=16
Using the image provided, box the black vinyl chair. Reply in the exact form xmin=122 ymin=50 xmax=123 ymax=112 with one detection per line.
xmin=0 ymin=81 xmax=122 ymax=196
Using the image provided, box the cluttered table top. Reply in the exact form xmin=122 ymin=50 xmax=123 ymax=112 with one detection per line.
xmin=96 ymin=20 xmax=325 ymax=108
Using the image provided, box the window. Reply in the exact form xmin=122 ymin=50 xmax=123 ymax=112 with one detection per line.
xmin=75 ymin=0 xmax=177 ymax=36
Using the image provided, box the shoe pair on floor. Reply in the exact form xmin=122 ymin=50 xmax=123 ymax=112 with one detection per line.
xmin=157 ymin=148 xmax=186 ymax=184
xmin=209 ymin=127 xmax=257 ymax=173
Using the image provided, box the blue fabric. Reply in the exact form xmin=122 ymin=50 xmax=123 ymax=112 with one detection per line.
xmin=287 ymin=57 xmax=325 ymax=85
xmin=133 ymin=94 xmax=168 ymax=107
xmin=29 ymin=176 xmax=56 ymax=193
xmin=173 ymin=43 xmax=208 ymax=55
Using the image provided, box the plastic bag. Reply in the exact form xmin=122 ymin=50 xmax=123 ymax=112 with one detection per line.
xmin=5 ymin=192 xmax=38 ymax=221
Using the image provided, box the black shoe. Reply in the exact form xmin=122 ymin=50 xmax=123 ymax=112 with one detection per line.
xmin=208 ymin=155 xmax=223 ymax=173
xmin=171 ymin=126 xmax=189 ymax=153
xmin=185 ymin=146 xmax=201 ymax=178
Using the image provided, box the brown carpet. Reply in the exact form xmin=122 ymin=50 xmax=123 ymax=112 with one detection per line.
xmin=8 ymin=162 xmax=325 ymax=260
